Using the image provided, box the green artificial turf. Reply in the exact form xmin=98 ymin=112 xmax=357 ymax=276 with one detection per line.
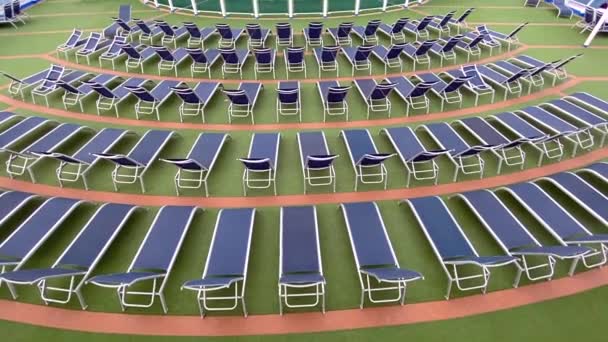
xmin=0 ymin=0 xmax=607 ymax=339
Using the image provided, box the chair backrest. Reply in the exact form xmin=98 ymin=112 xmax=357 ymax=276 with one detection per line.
xmin=219 ymin=48 xmax=240 ymax=63
xmin=56 ymin=80 xmax=80 ymax=94
xmin=183 ymin=22 xmax=201 ymax=37
xmin=4 ymin=3 xmax=13 ymax=19
xmin=477 ymin=25 xmax=491 ymax=36
xmin=118 ymin=4 xmax=131 ymax=22
xmin=416 ymin=16 xmax=434 ymax=30
xmin=223 ymin=89 xmax=250 ymax=105
xmin=364 ymin=20 xmax=382 ymax=35
xmin=386 ymin=43 xmax=406 ymax=59
xmin=444 ymin=76 xmax=472 ymax=93
xmin=508 ymin=22 xmax=529 ymax=38
xmin=438 ymin=10 xmax=456 ymax=27
xmin=456 ymin=8 xmax=475 ymax=23
xmin=46 ymin=64 xmax=65 ymax=83
xmin=135 ymin=19 xmax=153 ymax=34
xmin=121 ymin=44 xmax=141 ymax=59
xmin=321 ymin=46 xmax=340 ymax=62
xmin=12 ymin=0 xmax=21 ymax=16
xmin=337 ymin=22 xmax=354 ymax=37
xmin=327 ymin=86 xmax=350 ymax=103
xmin=253 ymin=48 xmax=273 ymax=63
xmin=239 ymin=158 xmax=272 ymax=171
xmin=410 ymin=81 xmax=436 ymax=97
xmin=466 ymin=34 xmax=485 ymax=48
xmin=216 ymin=23 xmax=234 ymax=38
xmin=306 ymin=155 xmax=338 ymax=169
xmin=186 ymin=48 xmax=207 ymax=63
xmin=278 ymin=88 xmax=298 ymax=104
xmin=392 ymin=18 xmax=409 ymax=33
xmin=83 ymin=32 xmax=102 ymax=50
xmin=552 ymin=53 xmax=583 ymax=69
xmin=65 ymin=30 xmax=83 ymax=47
xmin=276 ymin=22 xmax=292 ymax=39
xmin=286 ymin=47 xmax=305 ymax=63
xmin=154 ymin=46 xmax=174 ymax=61
xmin=106 ymin=35 xmax=127 ymax=55
xmin=171 ymin=85 xmax=200 ymax=104
xmin=354 ymin=45 xmax=374 ymax=61
xmin=246 ymin=23 xmax=263 ymax=39
xmin=416 ymin=39 xmax=437 ymax=56
xmin=307 ymin=22 xmax=324 ymax=38
xmin=125 ymin=86 xmax=155 ymax=102
xmin=442 ymin=35 xmax=463 ymax=52
xmin=155 ymin=20 xmax=175 ymax=36
xmin=369 ymin=82 xmax=397 ymax=100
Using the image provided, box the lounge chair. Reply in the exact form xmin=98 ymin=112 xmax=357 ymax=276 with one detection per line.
xmin=121 ymin=44 xmax=157 ymax=72
xmin=57 ymin=73 xmax=118 ymax=112
xmin=402 ymin=40 xmax=437 ymax=71
xmin=284 ymin=47 xmax=307 ymax=78
xmin=134 ymin=19 xmax=163 ymax=44
xmin=353 ymin=79 xmax=397 ymax=118
xmin=279 ymin=206 xmax=325 ymax=314
xmin=103 ymin=4 xmax=131 ymax=38
xmin=126 ymin=80 xmax=183 ymax=120
xmin=341 ymin=202 xmax=423 ymax=307
xmin=276 ymin=81 xmax=301 ymax=121
xmin=215 ymin=23 xmax=244 ymax=49
xmin=463 ymin=31 xmax=501 ymax=55
xmin=56 ymin=29 xmax=86 ymax=59
xmin=381 ymin=126 xmax=449 ymax=187
xmin=223 ymin=82 xmax=263 ymax=124
xmin=245 ymin=23 xmax=271 ymax=49
xmin=252 ymin=48 xmax=276 ymax=79
xmin=442 ymin=64 xmax=495 ymax=105
xmin=342 ymin=45 xmax=374 ymax=76
xmin=579 ymin=162 xmax=608 ymax=181
xmin=33 ymin=128 xmax=129 ymax=189
xmin=218 ymin=48 xmax=250 ymax=79
xmin=387 ymin=76 xmax=436 ymax=115
xmin=275 ymin=22 xmax=293 ymax=47
xmin=340 ymin=129 xmax=395 ymax=191
xmin=327 ymin=22 xmax=354 ymax=46
xmin=371 ymin=44 xmax=406 ymax=74
xmin=87 ymin=206 xmax=198 ymax=313
xmin=429 ymin=35 xmax=463 ymax=67
xmin=161 ymin=132 xmax=229 ymax=196
xmin=313 ymin=45 xmax=340 ymax=77
xmin=171 ymin=82 xmax=221 ymax=122
xmin=153 ymin=47 xmax=190 ymax=76
xmin=0 ymin=116 xmax=50 ymax=150
xmin=75 ymin=32 xmax=112 ymax=65
xmin=512 ymin=54 xmax=582 ymax=86
xmin=480 ymin=22 xmax=528 ymax=50
xmin=0 ymin=203 xmax=138 ymax=309
xmin=542 ymin=99 xmax=608 ymax=146
xmin=182 ymin=208 xmax=254 ymax=317
xmin=183 ymin=22 xmax=215 ymax=48
xmin=317 ymin=80 xmax=351 ymax=121
xmin=155 ymin=20 xmax=189 ymax=49
xmin=186 ymin=48 xmax=221 ymax=78
xmin=303 ymin=22 xmax=323 ymax=50
xmin=435 ymin=7 xmax=475 ymax=34
xmin=377 ymin=18 xmax=409 ymax=43
xmin=351 ymin=20 xmax=381 ymax=45
xmin=98 ymin=35 xmax=128 ymax=70
xmin=1 ymin=68 xmax=53 ymax=99
xmin=238 ymin=133 xmax=280 ymax=195
xmin=93 ymin=130 xmax=176 ymax=192
xmin=491 ymin=60 xmax=546 ymax=93
xmin=403 ymin=196 xmax=517 ymax=299
xmin=428 ymin=10 xmax=456 ymax=37
xmin=475 ymin=64 xmax=527 ymax=100
xmin=415 ymin=72 xmax=472 ymax=111
xmin=455 ymin=34 xmax=484 ymax=61
xmin=404 ymin=15 xmax=434 ymax=40
xmin=88 ymin=77 xmax=148 ymax=116
xmin=32 ymin=67 xmax=88 ymax=107
xmin=0 ymin=191 xmax=37 ymax=227
xmin=297 ymin=131 xmax=338 ymax=193
xmin=551 ymin=0 xmax=574 ymax=18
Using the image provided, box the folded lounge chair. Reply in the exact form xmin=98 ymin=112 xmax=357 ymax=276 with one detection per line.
xmin=456 ymin=190 xmax=590 ymax=283
xmin=223 ymin=82 xmax=263 ymax=124
xmin=94 ymin=130 xmax=176 ymax=192
xmin=351 ymin=20 xmax=381 ymax=45
xmin=297 ymin=131 xmax=338 ymax=193
xmin=238 ymin=133 xmax=280 ymax=195
xmin=0 ymin=197 xmax=83 ymax=298
xmin=279 ymin=206 xmax=325 ymax=314
xmin=161 ymin=132 xmax=229 ymax=196
xmin=340 ymin=129 xmax=395 ymax=191
xmin=88 ymin=206 xmax=198 ymax=313
xmin=182 ymin=208 xmax=254 ymax=317
xmin=276 ymin=81 xmax=301 ymax=121
xmin=342 ymin=45 xmax=374 ymax=76
xmin=57 ymin=73 xmax=118 ymax=112
xmin=403 ymin=196 xmax=517 ymax=299
xmin=381 ymin=126 xmax=449 ymax=187
xmin=88 ymin=77 xmax=148 ymax=116
xmin=371 ymin=44 xmax=406 ymax=74
xmin=0 ymin=203 xmax=138 ymax=309
xmin=387 ymin=76 xmax=436 ymax=115
xmin=341 ymin=202 xmax=423 ymax=307
xmin=126 ymin=80 xmax=183 ymax=120
xmin=327 ymin=22 xmax=354 ymax=46
xmin=171 ymin=82 xmax=221 ymax=122
xmin=33 ymin=128 xmax=129 ymax=190
xmin=317 ymin=81 xmax=351 ymax=121
xmin=353 ymin=79 xmax=396 ymax=118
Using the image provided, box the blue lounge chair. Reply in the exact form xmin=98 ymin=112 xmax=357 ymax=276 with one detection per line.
xmin=404 ymin=15 xmax=434 ymax=40
xmin=161 ymin=132 xmax=229 ymax=196
xmin=1 ymin=67 xmax=53 ymax=99
xmin=565 ymin=92 xmax=608 ymax=117
xmin=579 ymin=162 xmax=608 ymax=181
xmin=94 ymin=130 xmax=176 ymax=192
xmin=103 ymin=4 xmax=131 ymax=38
xmin=98 ymin=35 xmax=128 ymax=70
xmin=542 ymin=99 xmax=608 ymax=146
xmin=313 ymin=45 xmax=340 ymax=76
xmin=435 ymin=7 xmax=475 ymax=34
xmin=317 ymin=80 xmax=351 ymax=121
xmin=275 ymin=22 xmax=293 ymax=47
xmin=303 ymin=22 xmax=323 ymax=50
xmin=428 ymin=10 xmax=456 ymax=37
xmin=403 ymin=196 xmax=517 ymax=299
xmin=121 ymin=44 xmax=157 ymax=72
xmin=297 ymin=131 xmax=338 ymax=193
xmin=455 ymin=33 xmax=484 ymax=61
xmin=475 ymin=64 xmax=527 ymax=100
xmin=539 ymin=172 xmax=608 ymax=225
xmin=456 ymin=117 xmax=529 ymax=173
xmin=429 ymin=35 xmax=463 ymax=67
xmin=0 ymin=191 xmax=37 ymax=227
xmin=342 ymin=45 xmax=374 ymax=76
xmin=371 ymin=44 xmax=406 ymax=74
xmin=75 ymin=32 xmax=112 ymax=65
xmin=155 ymin=20 xmax=189 ymax=49
xmin=245 ymin=23 xmax=270 ymax=49
xmin=377 ymin=18 xmax=409 ymax=43
xmin=56 ymin=29 xmax=85 ymax=59
xmin=238 ymin=133 xmax=280 ymax=195
xmin=126 ymin=80 xmax=183 ymax=120
xmin=387 ymin=76 xmax=436 ymax=115
xmin=1 ymin=2 xmax=19 ymax=27
xmin=353 ymin=79 xmax=396 ymax=118
xmin=402 ymin=39 xmax=437 ymax=71
xmin=0 ymin=111 xmax=17 ymax=126
xmin=0 ymin=203 xmax=138 ymax=309
xmin=57 ymin=73 xmax=118 ymax=112
xmin=551 ymin=0 xmax=574 ymax=18
xmin=442 ymin=64 xmax=495 ymax=105
xmin=215 ymin=23 xmax=244 ymax=48
xmin=279 ymin=206 xmax=325 ymax=314
xmin=33 ymin=128 xmax=129 ymax=190
xmin=153 ymin=47 xmax=190 ymax=76
xmin=0 ymin=116 xmax=52 ymax=151
xmin=341 ymin=202 xmax=423 ymax=307
xmin=327 ymin=22 xmax=354 ymax=46
xmin=88 ymin=206 xmax=198 ymax=313
xmin=223 ymin=82 xmax=263 ymax=124
xmin=134 ymin=19 xmax=163 ymax=44
xmin=3 ymin=123 xmax=85 ymax=182
xmin=351 ymin=20 xmax=381 ymax=45
xmin=0 ymin=197 xmax=83 ymax=299
xmin=88 ymin=77 xmax=148 ymax=116
xmin=463 ymin=31 xmax=501 ymax=56
xmin=456 ymin=190 xmax=590 ymax=284
xmin=421 ymin=122 xmax=494 ymax=181
xmin=512 ymin=54 xmax=582 ymax=85
xmin=11 ymin=0 xmax=29 ymax=23
xmin=218 ymin=48 xmax=250 ymax=78
xmin=252 ymin=48 xmax=276 ymax=79
xmin=381 ymin=127 xmax=449 ymax=187
xmin=491 ymin=60 xmax=547 ymax=93
xmin=499 ymin=182 xmax=607 ymax=270
xmin=106 ymin=17 xmax=139 ymax=40
xmin=481 ymin=22 xmax=528 ymax=50
xmin=186 ymin=48 xmax=221 ymax=78
xmin=32 ymin=67 xmax=88 ymax=107
xmin=415 ymin=72 xmax=472 ymax=111
xmin=518 ymin=106 xmax=593 ymax=155
xmin=171 ymin=82 xmax=221 ymax=122
xmin=276 ymin=81 xmax=301 ymax=121
xmin=182 ymin=208 xmax=254 ymax=317
xmin=183 ymin=22 xmax=215 ymax=48
xmin=284 ymin=47 xmax=307 ymax=78
xmin=340 ymin=129 xmax=395 ymax=191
